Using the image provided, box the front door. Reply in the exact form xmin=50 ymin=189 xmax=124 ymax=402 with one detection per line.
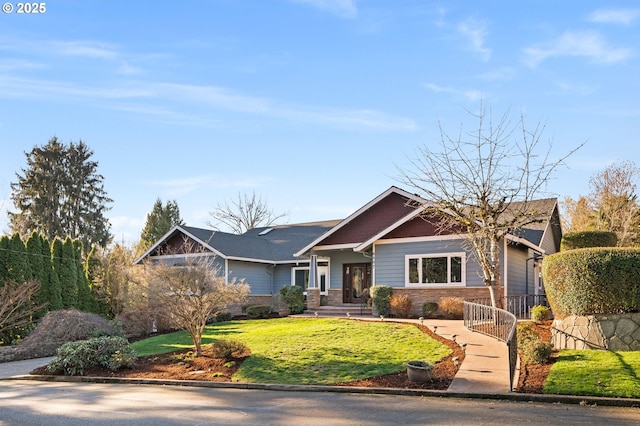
xmin=343 ymin=263 xmax=371 ymax=304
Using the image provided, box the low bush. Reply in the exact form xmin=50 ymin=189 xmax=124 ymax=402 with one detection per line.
xmin=438 ymin=296 xmax=464 ymax=319
xmin=516 ymin=322 xmax=539 ymax=345
xmin=211 ymin=339 xmax=249 ymax=361
xmin=422 ymin=302 xmax=439 ymax=318
xmin=520 ymin=338 xmax=552 ymax=365
xmin=215 ymin=312 xmax=232 ymax=322
xmin=561 ymin=231 xmax=617 ymax=251
xmin=531 ymin=305 xmax=550 ymax=323
xmin=279 ymin=286 xmax=304 ymax=314
xmin=246 ymin=305 xmax=272 ymax=319
xmin=47 ymin=335 xmax=136 ymax=375
xmin=390 ymin=294 xmax=412 ymax=317
xmin=15 ymin=310 xmax=120 ymax=360
xmin=370 ymin=285 xmax=393 ymax=316
xmin=542 ymin=247 xmax=640 ymax=319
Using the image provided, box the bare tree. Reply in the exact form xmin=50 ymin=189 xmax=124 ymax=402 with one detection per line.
xmin=397 ymin=105 xmax=581 ymax=308
xmin=144 ymin=253 xmax=249 ymax=356
xmin=563 ymin=161 xmax=640 ymax=245
xmin=0 ymin=280 xmax=45 ymax=337
xmin=207 ymin=191 xmax=288 ymax=234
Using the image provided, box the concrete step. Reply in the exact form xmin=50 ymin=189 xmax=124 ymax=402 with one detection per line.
xmin=304 ymin=305 xmax=373 ymax=316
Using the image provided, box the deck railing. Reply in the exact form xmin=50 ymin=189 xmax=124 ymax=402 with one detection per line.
xmin=463 ymin=300 xmax=518 ymax=392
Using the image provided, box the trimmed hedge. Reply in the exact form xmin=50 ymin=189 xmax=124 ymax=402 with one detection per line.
xmin=542 ymin=247 xmax=640 ymax=319
xmin=370 ymin=285 xmax=393 ymax=316
xmin=560 ymin=231 xmax=617 ymax=251
xmin=245 ymin=305 xmax=272 ymax=319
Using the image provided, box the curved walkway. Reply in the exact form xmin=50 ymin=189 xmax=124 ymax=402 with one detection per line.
xmin=0 ymin=318 xmax=511 ymax=394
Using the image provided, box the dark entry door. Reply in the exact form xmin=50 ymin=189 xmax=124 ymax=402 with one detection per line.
xmin=343 ymin=263 xmax=371 ymax=304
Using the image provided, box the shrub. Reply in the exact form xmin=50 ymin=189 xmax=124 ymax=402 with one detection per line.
xmin=520 ymin=338 xmax=552 ymax=365
xmin=390 ymin=294 xmax=412 ymax=318
xmin=215 ymin=312 xmax=232 ymax=322
xmin=245 ymin=305 xmax=272 ymax=319
xmin=116 ymin=306 xmax=157 ymax=339
xmin=422 ymin=302 xmax=439 ymax=318
xmin=438 ymin=296 xmax=464 ymax=319
xmin=279 ymin=286 xmax=304 ymax=314
xmin=542 ymin=248 xmax=640 ymax=319
xmin=370 ymin=285 xmax=393 ymax=316
xmin=211 ymin=339 xmax=249 ymax=361
xmin=516 ymin=322 xmax=539 ymax=345
xmin=15 ymin=310 xmax=120 ymax=360
xmin=47 ymin=335 xmax=136 ymax=375
xmin=530 ymin=305 xmax=550 ymax=323
xmin=561 ymin=231 xmax=617 ymax=251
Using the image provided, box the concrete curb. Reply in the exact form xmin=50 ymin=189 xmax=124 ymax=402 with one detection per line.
xmin=5 ymin=374 xmax=640 ymax=408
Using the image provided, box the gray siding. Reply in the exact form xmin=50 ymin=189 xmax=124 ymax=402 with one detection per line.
xmin=539 ymin=223 xmax=558 ymax=255
xmin=227 ymin=260 xmax=273 ymax=295
xmin=273 ymin=264 xmax=295 ymax=294
xmin=314 ymin=250 xmax=370 ymax=291
xmin=506 ymin=245 xmax=529 ymax=296
xmin=374 ymin=239 xmax=484 ymax=288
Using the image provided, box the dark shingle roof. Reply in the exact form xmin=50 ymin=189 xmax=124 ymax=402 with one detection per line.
xmin=181 ymin=220 xmax=340 ymax=263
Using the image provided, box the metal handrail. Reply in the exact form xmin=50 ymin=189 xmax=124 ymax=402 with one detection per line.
xmin=464 ymin=301 xmax=518 ymax=392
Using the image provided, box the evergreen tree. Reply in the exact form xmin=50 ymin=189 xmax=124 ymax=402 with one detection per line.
xmin=7 ymin=233 xmax=31 ymax=284
xmin=26 ymin=232 xmax=49 ymax=317
xmin=140 ymin=198 xmax=185 ymax=250
xmin=0 ymin=235 xmax=9 ymax=282
xmin=9 ymin=137 xmax=113 ymax=249
xmin=49 ymin=237 xmax=64 ymax=311
xmin=59 ymin=237 xmax=78 ymax=309
xmin=73 ymin=239 xmax=92 ymax=311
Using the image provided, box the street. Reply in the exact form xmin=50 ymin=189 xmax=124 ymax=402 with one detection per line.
xmin=0 ymin=380 xmax=638 ymax=425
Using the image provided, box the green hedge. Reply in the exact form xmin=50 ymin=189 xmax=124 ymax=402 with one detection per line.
xmin=245 ymin=305 xmax=272 ymax=319
xmin=542 ymin=248 xmax=640 ymax=319
xmin=560 ymin=231 xmax=617 ymax=251
xmin=279 ymin=285 xmax=304 ymax=314
xmin=370 ymin=285 xmax=393 ymax=316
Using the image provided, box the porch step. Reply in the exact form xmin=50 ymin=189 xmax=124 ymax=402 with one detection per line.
xmin=303 ymin=305 xmax=372 ymax=317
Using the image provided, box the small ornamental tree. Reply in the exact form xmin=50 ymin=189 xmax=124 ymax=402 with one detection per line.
xmin=144 ymin=252 xmax=249 ymax=356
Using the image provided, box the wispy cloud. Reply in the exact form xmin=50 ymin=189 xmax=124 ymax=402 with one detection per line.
xmin=423 ymin=83 xmax=484 ymax=102
xmin=456 ymin=18 xmax=491 ymax=62
xmin=147 ymin=175 xmax=271 ymax=196
xmin=290 ymin=0 xmax=358 ymax=19
xmin=0 ymin=37 xmax=119 ymax=59
xmin=523 ymin=30 xmax=633 ymax=67
xmin=588 ymin=8 xmax=640 ymax=26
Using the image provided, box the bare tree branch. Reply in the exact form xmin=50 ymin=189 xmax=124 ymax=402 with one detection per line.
xmin=0 ymin=280 xmax=46 ymax=336
xmin=207 ymin=191 xmax=289 ymax=234
xmin=397 ymin=104 xmax=583 ymax=308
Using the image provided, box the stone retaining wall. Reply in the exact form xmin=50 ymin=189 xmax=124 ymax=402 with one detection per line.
xmin=552 ymin=312 xmax=640 ymax=351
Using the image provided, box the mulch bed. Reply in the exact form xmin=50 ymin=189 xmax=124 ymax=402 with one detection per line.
xmin=31 ymin=322 xmax=464 ymax=390
xmin=516 ymin=320 xmax=554 ymax=394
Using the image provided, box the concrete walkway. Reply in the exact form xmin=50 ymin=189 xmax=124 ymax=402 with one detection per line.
xmin=0 ymin=318 xmax=511 ymax=395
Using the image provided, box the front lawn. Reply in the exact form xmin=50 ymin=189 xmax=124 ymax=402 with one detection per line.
xmin=131 ymin=318 xmax=451 ymax=385
xmin=544 ymin=350 xmax=640 ymax=398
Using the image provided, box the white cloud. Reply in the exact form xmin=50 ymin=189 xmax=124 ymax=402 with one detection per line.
xmin=147 ymin=175 xmax=271 ymax=196
xmin=423 ymin=83 xmax=484 ymax=102
xmin=456 ymin=18 xmax=491 ymax=62
xmin=523 ymin=31 xmax=633 ymax=67
xmin=290 ymin=0 xmax=358 ymax=19
xmin=588 ymin=8 xmax=640 ymax=26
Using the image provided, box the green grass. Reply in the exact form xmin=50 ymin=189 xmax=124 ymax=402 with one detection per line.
xmin=130 ymin=318 xmax=451 ymax=385
xmin=544 ymin=350 xmax=640 ymax=398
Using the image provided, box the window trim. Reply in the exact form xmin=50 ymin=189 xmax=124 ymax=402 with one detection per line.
xmin=291 ymin=264 xmax=329 ymax=295
xmin=404 ymin=252 xmax=466 ymax=287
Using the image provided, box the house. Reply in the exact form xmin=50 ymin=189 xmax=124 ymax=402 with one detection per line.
xmin=136 ymin=186 xmax=562 ymax=316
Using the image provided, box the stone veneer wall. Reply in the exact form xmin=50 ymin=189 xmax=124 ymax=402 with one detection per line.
xmin=552 ymin=312 xmax=640 ymax=351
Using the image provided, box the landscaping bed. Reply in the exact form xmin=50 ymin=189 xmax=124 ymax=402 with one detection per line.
xmin=516 ymin=320 xmax=554 ymax=394
xmin=31 ymin=322 xmax=463 ymax=390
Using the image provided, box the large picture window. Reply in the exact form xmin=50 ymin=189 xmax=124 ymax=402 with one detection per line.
xmin=405 ymin=253 xmax=464 ymax=286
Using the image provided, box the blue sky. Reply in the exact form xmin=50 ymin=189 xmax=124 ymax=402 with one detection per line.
xmin=0 ymin=1 xmax=638 ymax=244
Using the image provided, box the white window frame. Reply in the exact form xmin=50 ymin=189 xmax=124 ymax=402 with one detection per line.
xmin=405 ymin=252 xmax=466 ymax=287
xmin=291 ymin=264 xmax=329 ymax=295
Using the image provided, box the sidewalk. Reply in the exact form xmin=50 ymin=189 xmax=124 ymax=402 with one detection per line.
xmin=0 ymin=356 xmax=53 ymax=379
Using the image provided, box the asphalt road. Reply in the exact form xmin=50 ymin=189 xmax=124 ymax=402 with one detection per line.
xmin=0 ymin=380 xmax=639 ymax=425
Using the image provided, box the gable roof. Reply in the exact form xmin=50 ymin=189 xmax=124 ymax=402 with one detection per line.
xmin=135 ymin=220 xmax=341 ymax=265
xmin=296 ymin=186 xmax=561 ymax=256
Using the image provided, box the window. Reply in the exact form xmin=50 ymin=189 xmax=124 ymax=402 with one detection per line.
xmin=292 ymin=263 xmax=328 ymax=293
xmin=406 ymin=253 xmax=464 ymax=286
